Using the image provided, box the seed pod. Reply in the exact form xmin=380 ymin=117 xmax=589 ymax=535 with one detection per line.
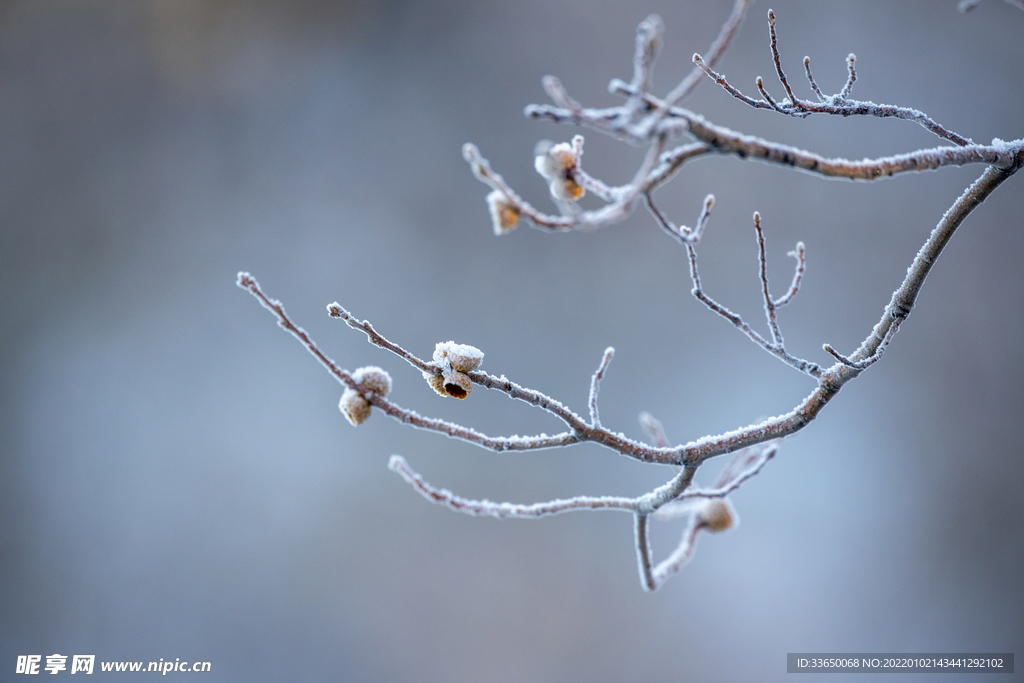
xmin=442 ymin=370 xmax=472 ymax=399
xmin=338 ymin=367 xmax=391 ymax=426
xmin=339 ymin=389 xmax=372 ymax=426
xmin=352 ymin=366 xmax=391 ymax=397
xmin=534 ymin=141 xmax=584 ymax=202
xmin=423 ymin=370 xmax=448 ymax=397
xmin=696 ymin=499 xmax=736 ymax=533
xmin=486 ymin=190 xmax=520 ymax=235
xmin=433 ymin=341 xmax=484 ymax=373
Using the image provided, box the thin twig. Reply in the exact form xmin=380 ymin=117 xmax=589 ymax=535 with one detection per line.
xmin=644 ymin=193 xmax=714 ymax=246
xmin=959 ymin=0 xmax=1024 ymax=11
xmin=588 ymin=347 xmax=615 ymax=428
xmin=824 ymin=317 xmax=902 ymax=370
xmin=632 ymin=0 xmax=753 ymax=137
xmin=694 ymin=13 xmax=973 ymax=146
xmin=615 ymin=15 xmax=664 ymax=129
xmin=648 ymin=518 xmax=702 ymax=589
xmin=691 ymin=442 xmax=776 ymax=498
xmin=754 ymin=212 xmax=785 ymax=346
xmin=840 ymin=53 xmax=857 ymax=100
xmin=327 ymin=302 xmax=435 ymax=374
xmin=774 ymin=242 xmax=806 ymax=308
xmin=638 ymin=412 xmax=670 ymax=448
xmin=634 ymin=514 xmax=657 ymax=591
xmin=683 ymin=207 xmax=822 ymax=378
xmin=389 ymin=455 xmax=639 ymax=518
xmin=767 ymin=10 xmax=797 ymax=105
xmin=802 ymin=56 xmax=826 ymax=102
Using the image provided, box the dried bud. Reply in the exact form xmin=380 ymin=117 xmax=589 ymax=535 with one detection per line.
xmin=442 ymin=370 xmax=472 ymax=399
xmin=486 ymin=190 xmax=520 ymax=235
xmin=339 ymin=390 xmax=371 ymax=426
xmin=338 ymin=366 xmax=391 ymax=426
xmin=534 ymin=141 xmax=584 ymax=202
xmin=352 ymin=366 xmax=392 ymax=396
xmin=696 ymin=499 xmax=736 ymax=533
xmin=432 ymin=341 xmax=484 ymax=373
xmin=423 ymin=371 xmax=447 ymax=397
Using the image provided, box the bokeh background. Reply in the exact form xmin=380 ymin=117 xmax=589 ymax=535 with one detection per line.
xmin=2 ymin=0 xmax=1022 ymax=680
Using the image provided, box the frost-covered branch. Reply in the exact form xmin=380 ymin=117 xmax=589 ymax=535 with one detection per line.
xmin=959 ymin=0 xmax=1024 ymax=12
xmin=241 ymin=4 xmax=1022 ymax=591
xmin=694 ymin=11 xmax=973 ymax=146
xmin=388 ymin=455 xmax=639 ymax=518
xmin=682 ymin=205 xmax=822 ymax=378
xmin=494 ymin=9 xmax=1013 ymax=235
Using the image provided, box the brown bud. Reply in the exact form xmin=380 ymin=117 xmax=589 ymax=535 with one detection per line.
xmin=352 ymin=366 xmax=391 ymax=396
xmin=534 ymin=141 xmax=585 ymax=202
xmin=486 ymin=190 xmax=520 ymax=235
xmin=696 ymin=499 xmax=736 ymax=533
xmin=339 ymin=389 xmax=372 ymax=426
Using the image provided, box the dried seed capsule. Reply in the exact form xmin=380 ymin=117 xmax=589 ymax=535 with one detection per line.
xmin=442 ymin=370 xmax=472 ymax=399
xmin=432 ymin=341 xmax=484 ymax=373
xmin=486 ymin=190 xmax=520 ymax=235
xmin=339 ymin=366 xmax=391 ymax=426
xmin=339 ymin=389 xmax=372 ymax=426
xmin=696 ymin=499 xmax=736 ymax=533
xmin=534 ymin=141 xmax=584 ymax=202
xmin=423 ymin=370 xmax=448 ymax=397
xmin=352 ymin=366 xmax=392 ymax=396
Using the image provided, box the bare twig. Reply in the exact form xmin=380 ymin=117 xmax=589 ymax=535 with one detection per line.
xmin=767 ymin=10 xmax=798 ymax=106
xmin=959 ymin=0 xmax=1024 ymax=12
xmin=774 ymin=242 xmax=806 ymax=308
xmin=630 ymin=0 xmax=753 ymax=137
xmin=824 ymin=317 xmax=902 ymax=370
xmin=645 ymin=517 xmax=702 ymax=590
xmin=639 ymin=412 xmax=671 ymax=448
xmin=588 ymin=347 xmax=615 ymax=428
xmin=683 ymin=207 xmax=822 ymax=378
xmin=388 ymin=455 xmax=638 ymax=518
xmin=614 ymin=15 xmax=664 ymax=130
xmin=644 ymin=193 xmax=714 ymax=245
xmin=754 ymin=212 xmax=784 ymax=346
xmin=840 ymin=53 xmax=857 ymax=100
xmin=802 ymin=56 xmax=826 ymax=102
xmin=695 ymin=12 xmax=973 ymax=146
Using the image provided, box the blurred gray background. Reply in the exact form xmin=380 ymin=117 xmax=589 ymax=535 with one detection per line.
xmin=1 ymin=0 xmax=1022 ymax=681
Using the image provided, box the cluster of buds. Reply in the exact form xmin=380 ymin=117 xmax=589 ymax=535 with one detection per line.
xmin=534 ymin=135 xmax=585 ymax=203
xmin=424 ymin=341 xmax=484 ymax=399
xmin=695 ymin=499 xmax=737 ymax=533
xmin=338 ymin=366 xmax=392 ymax=426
